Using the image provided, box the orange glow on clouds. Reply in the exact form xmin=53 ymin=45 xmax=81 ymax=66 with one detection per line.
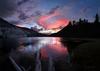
xmin=38 ymin=11 xmax=69 ymax=30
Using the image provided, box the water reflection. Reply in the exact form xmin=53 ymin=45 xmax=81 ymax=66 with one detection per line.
xmin=17 ymin=37 xmax=68 ymax=61
xmin=2 ymin=37 xmax=100 ymax=71
xmin=10 ymin=37 xmax=69 ymax=71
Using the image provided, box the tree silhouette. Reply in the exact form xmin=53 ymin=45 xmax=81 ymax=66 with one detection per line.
xmin=79 ymin=18 xmax=82 ymax=22
xmin=72 ymin=20 xmax=76 ymax=25
xmin=94 ymin=13 xmax=99 ymax=23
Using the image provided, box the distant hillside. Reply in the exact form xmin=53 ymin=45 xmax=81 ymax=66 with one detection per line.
xmin=0 ymin=18 xmax=18 ymax=28
xmin=51 ymin=20 xmax=100 ymax=37
xmin=17 ymin=26 xmax=47 ymax=37
xmin=0 ymin=18 xmax=45 ymax=37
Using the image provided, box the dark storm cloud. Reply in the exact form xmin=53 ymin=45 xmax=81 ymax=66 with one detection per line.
xmin=35 ymin=11 xmax=42 ymax=16
xmin=70 ymin=0 xmax=79 ymax=3
xmin=48 ymin=6 xmax=60 ymax=14
xmin=18 ymin=12 xmax=29 ymax=20
xmin=17 ymin=0 xmax=29 ymax=5
xmin=0 ymin=0 xmax=17 ymax=17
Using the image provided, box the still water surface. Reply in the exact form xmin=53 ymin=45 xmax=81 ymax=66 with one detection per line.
xmin=16 ymin=37 xmax=68 ymax=60
xmin=8 ymin=37 xmax=100 ymax=71
xmin=10 ymin=37 xmax=78 ymax=71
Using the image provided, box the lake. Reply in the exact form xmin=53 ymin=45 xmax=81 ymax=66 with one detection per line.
xmin=8 ymin=37 xmax=100 ymax=71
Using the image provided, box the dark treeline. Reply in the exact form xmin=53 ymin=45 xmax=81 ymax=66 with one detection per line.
xmin=51 ymin=13 xmax=100 ymax=37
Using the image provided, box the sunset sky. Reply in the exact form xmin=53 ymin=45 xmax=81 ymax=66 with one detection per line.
xmin=0 ymin=0 xmax=100 ymax=33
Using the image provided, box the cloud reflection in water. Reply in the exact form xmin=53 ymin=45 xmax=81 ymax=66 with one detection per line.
xmin=17 ymin=37 xmax=69 ymax=60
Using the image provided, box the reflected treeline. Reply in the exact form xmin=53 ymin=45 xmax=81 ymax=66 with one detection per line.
xmin=52 ymin=13 xmax=100 ymax=37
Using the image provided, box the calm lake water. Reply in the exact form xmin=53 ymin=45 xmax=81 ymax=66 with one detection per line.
xmin=9 ymin=37 xmax=99 ymax=71
xmin=9 ymin=37 xmax=71 ymax=71
xmin=19 ymin=37 xmax=68 ymax=59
